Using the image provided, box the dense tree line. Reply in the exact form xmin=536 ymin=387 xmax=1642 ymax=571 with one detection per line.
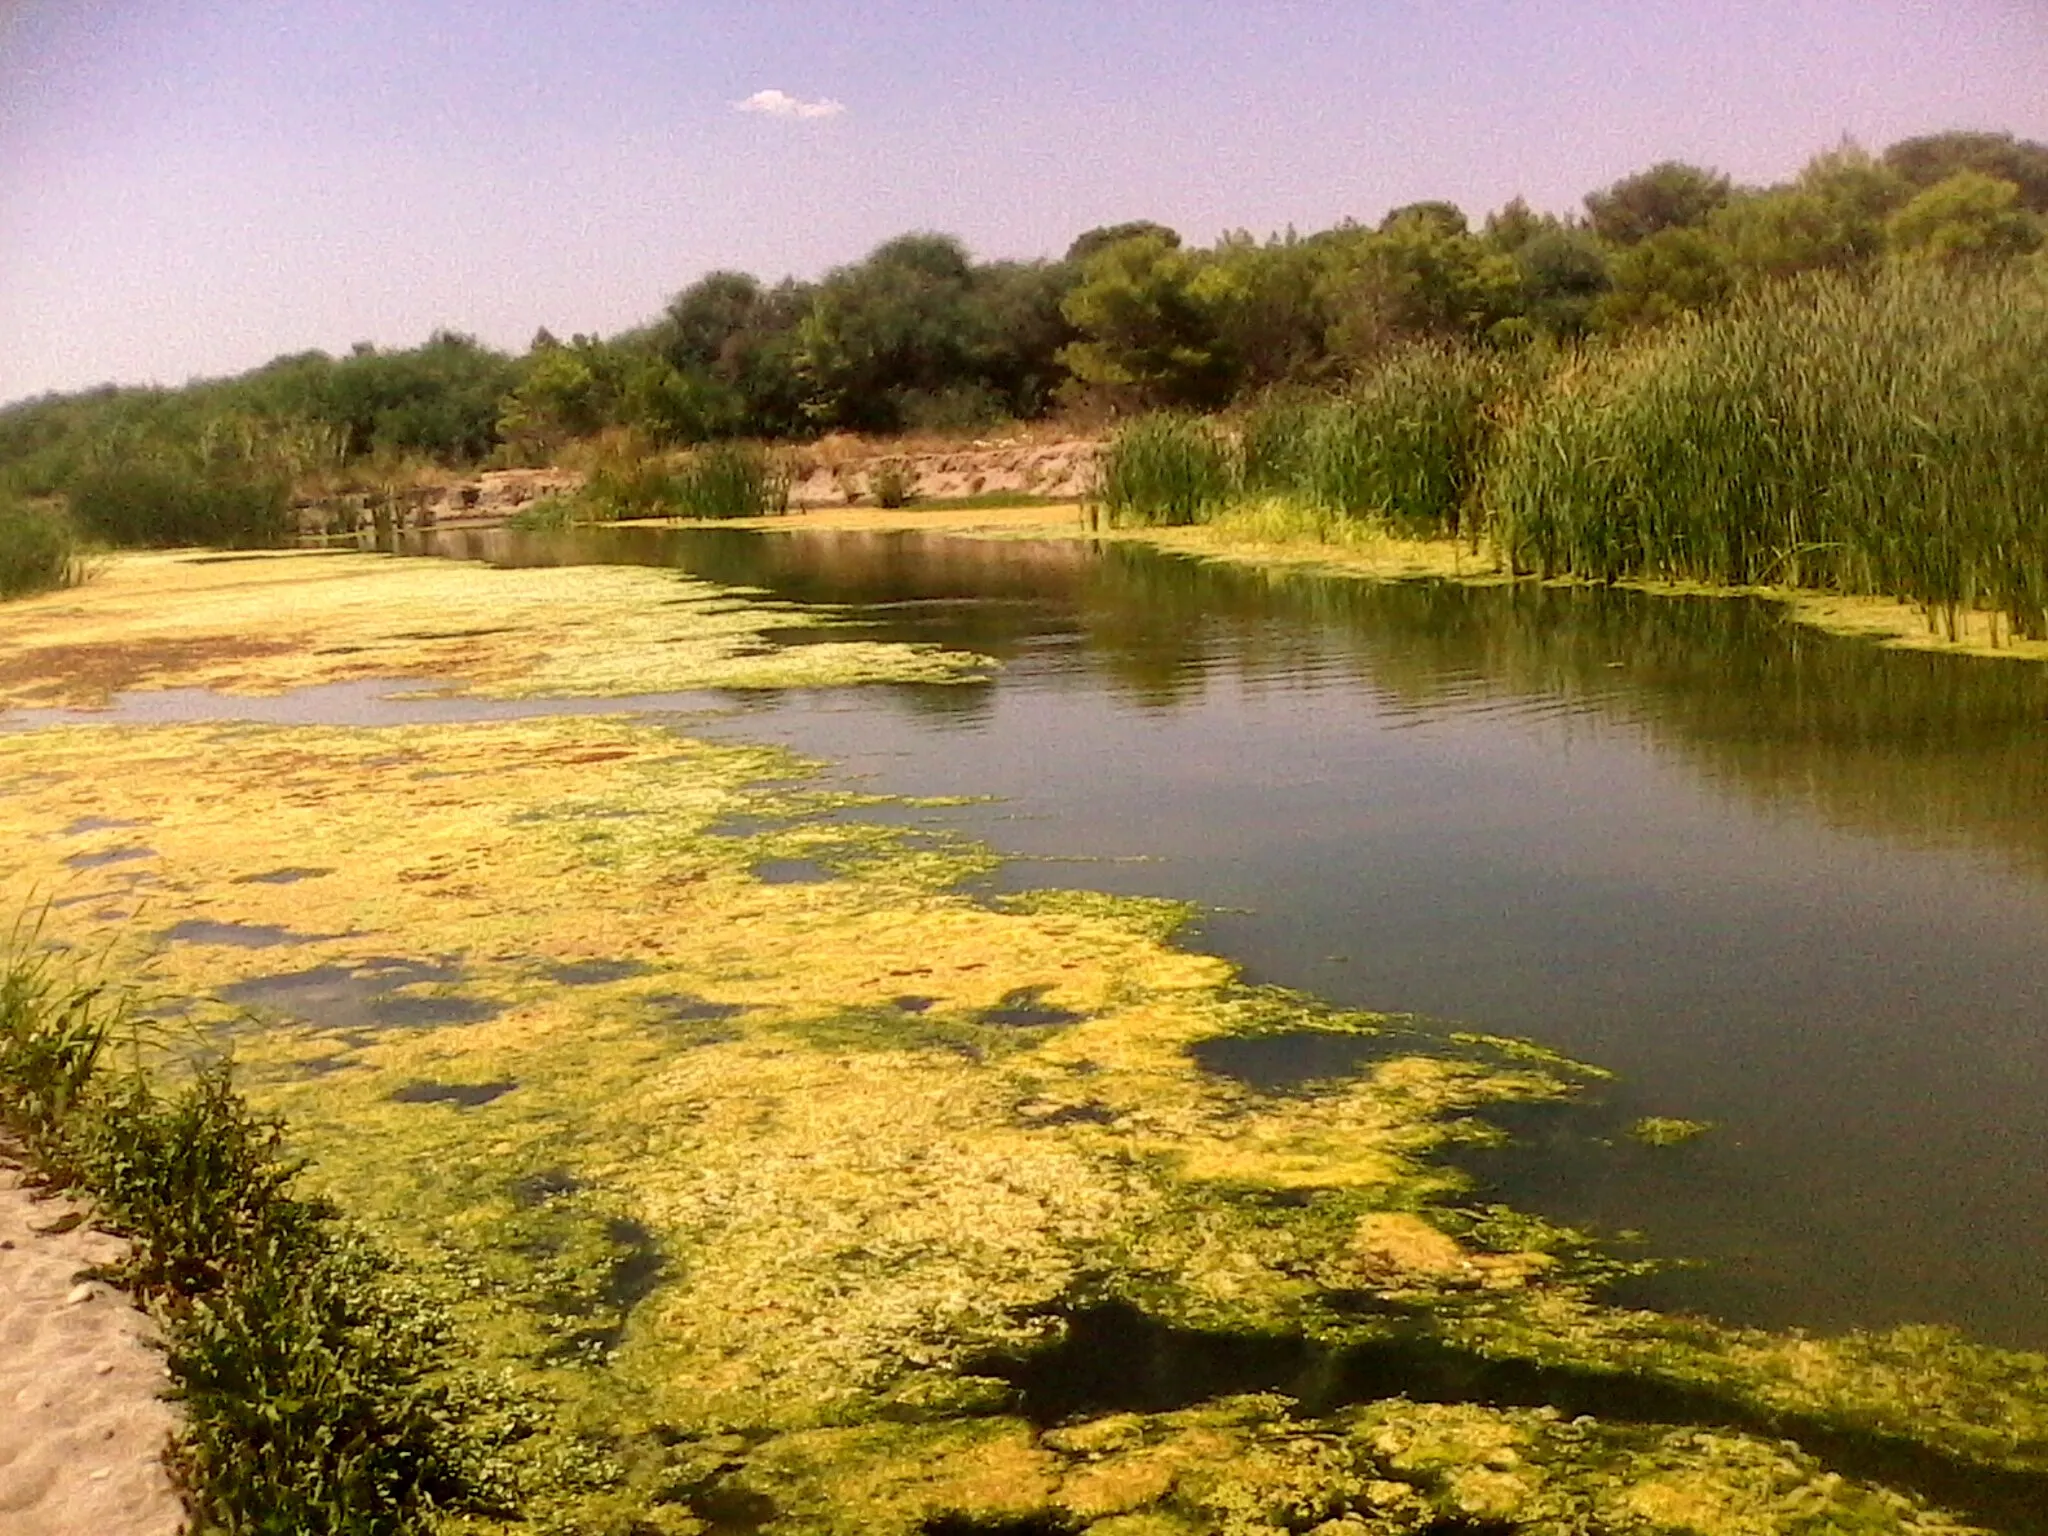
xmin=3 ymin=128 xmax=2044 ymax=498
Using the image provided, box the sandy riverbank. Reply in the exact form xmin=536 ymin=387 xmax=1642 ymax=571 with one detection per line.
xmin=0 ymin=1160 xmax=182 ymax=1536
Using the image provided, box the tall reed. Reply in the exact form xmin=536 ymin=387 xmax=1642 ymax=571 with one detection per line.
xmin=1298 ymin=344 xmax=1508 ymax=537
xmin=0 ymin=498 xmax=87 ymax=599
xmin=1093 ymin=415 xmax=1238 ymax=527
xmin=65 ymin=425 xmax=295 ymax=549
xmin=1485 ymin=264 xmax=2048 ymax=638
xmin=671 ymin=441 xmax=792 ymax=519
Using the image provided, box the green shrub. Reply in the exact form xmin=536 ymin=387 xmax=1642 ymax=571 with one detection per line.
xmin=1094 ymin=414 xmax=1238 ymax=526
xmin=1484 ymin=264 xmax=2048 ymax=637
xmin=671 ymin=441 xmax=792 ymax=519
xmin=0 ymin=499 xmax=87 ymax=599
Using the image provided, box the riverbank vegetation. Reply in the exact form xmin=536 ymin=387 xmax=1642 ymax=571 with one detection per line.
xmin=5 ymin=552 xmax=2048 ymax=1532
xmin=3 ymin=127 xmax=2043 ymax=551
xmin=0 ymin=928 xmax=513 ymax=1533
xmin=1095 ymin=260 xmax=2048 ymax=645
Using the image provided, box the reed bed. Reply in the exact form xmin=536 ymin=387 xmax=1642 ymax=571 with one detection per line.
xmin=1485 ymin=264 xmax=2048 ymax=639
xmin=65 ymin=456 xmax=293 ymax=548
xmin=1093 ymin=414 xmax=1237 ymax=526
xmin=1295 ymin=345 xmax=1509 ymax=537
xmin=1100 ymin=346 xmax=1519 ymax=537
xmin=670 ymin=440 xmax=792 ymax=519
xmin=0 ymin=499 xmax=87 ymax=599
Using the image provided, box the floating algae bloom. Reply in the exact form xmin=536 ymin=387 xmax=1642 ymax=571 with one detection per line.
xmin=3 ymin=551 xmax=2046 ymax=1534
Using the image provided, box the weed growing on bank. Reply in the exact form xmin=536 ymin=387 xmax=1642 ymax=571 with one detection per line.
xmin=573 ymin=434 xmax=792 ymax=520
xmin=0 ymin=929 xmax=517 ymax=1536
xmin=670 ymin=439 xmax=792 ymax=518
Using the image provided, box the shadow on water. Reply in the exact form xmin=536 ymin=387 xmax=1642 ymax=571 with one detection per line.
xmin=63 ymin=844 xmax=154 ymax=869
xmin=229 ymin=866 xmax=334 ymax=885
xmin=543 ymin=958 xmax=652 ymax=986
xmin=970 ymin=1303 xmax=2048 ymax=1536
xmin=219 ymin=958 xmax=503 ymax=1033
xmin=978 ymin=985 xmax=1086 ymax=1028
xmin=60 ymin=815 xmax=145 ymax=835
xmin=751 ymin=858 xmax=835 ymax=885
xmin=390 ymin=1080 xmax=517 ymax=1108
xmin=1188 ymin=1027 xmax=1450 ymax=1093
xmin=162 ymin=919 xmax=338 ymax=948
xmin=535 ymin=1216 xmax=666 ymax=1364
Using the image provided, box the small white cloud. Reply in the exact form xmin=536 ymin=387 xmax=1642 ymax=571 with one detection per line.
xmin=735 ymin=89 xmax=845 ymax=120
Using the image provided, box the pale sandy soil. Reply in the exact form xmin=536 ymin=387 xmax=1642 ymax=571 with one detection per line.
xmin=0 ymin=1160 xmax=184 ymax=1536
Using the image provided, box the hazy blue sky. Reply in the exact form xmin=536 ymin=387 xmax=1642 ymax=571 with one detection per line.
xmin=2 ymin=0 xmax=2043 ymax=404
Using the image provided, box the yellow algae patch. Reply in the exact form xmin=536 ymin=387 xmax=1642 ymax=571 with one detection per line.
xmin=1113 ymin=515 xmax=1504 ymax=587
xmin=0 ymin=548 xmax=983 ymax=709
xmin=0 ymin=711 xmax=1586 ymax=1529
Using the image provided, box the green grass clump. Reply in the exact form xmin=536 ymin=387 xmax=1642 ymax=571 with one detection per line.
xmin=868 ymin=457 xmax=920 ymax=509
xmin=1131 ymin=349 xmax=1516 ymax=538
xmin=0 ymin=933 xmax=515 ymax=1535
xmin=1236 ymin=393 xmax=1320 ymax=496
xmin=670 ymin=440 xmax=792 ymax=519
xmin=1301 ymin=344 xmax=1508 ymax=537
xmin=504 ymin=493 xmax=576 ymax=532
xmin=1485 ymin=264 xmax=2048 ymax=638
xmin=1094 ymin=413 xmax=1238 ymax=526
xmin=579 ymin=433 xmax=682 ymax=520
xmin=0 ymin=498 xmax=87 ymax=599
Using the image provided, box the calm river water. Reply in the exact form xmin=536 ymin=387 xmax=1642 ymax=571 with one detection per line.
xmin=400 ymin=525 xmax=2048 ymax=1352
xmin=68 ymin=525 xmax=2048 ymax=1350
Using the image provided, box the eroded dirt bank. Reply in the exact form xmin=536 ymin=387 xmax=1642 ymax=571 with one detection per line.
xmin=2 ymin=551 xmax=2046 ymax=1535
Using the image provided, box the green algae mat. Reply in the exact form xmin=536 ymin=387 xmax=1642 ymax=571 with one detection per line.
xmin=4 ymin=551 xmax=2047 ymax=1535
